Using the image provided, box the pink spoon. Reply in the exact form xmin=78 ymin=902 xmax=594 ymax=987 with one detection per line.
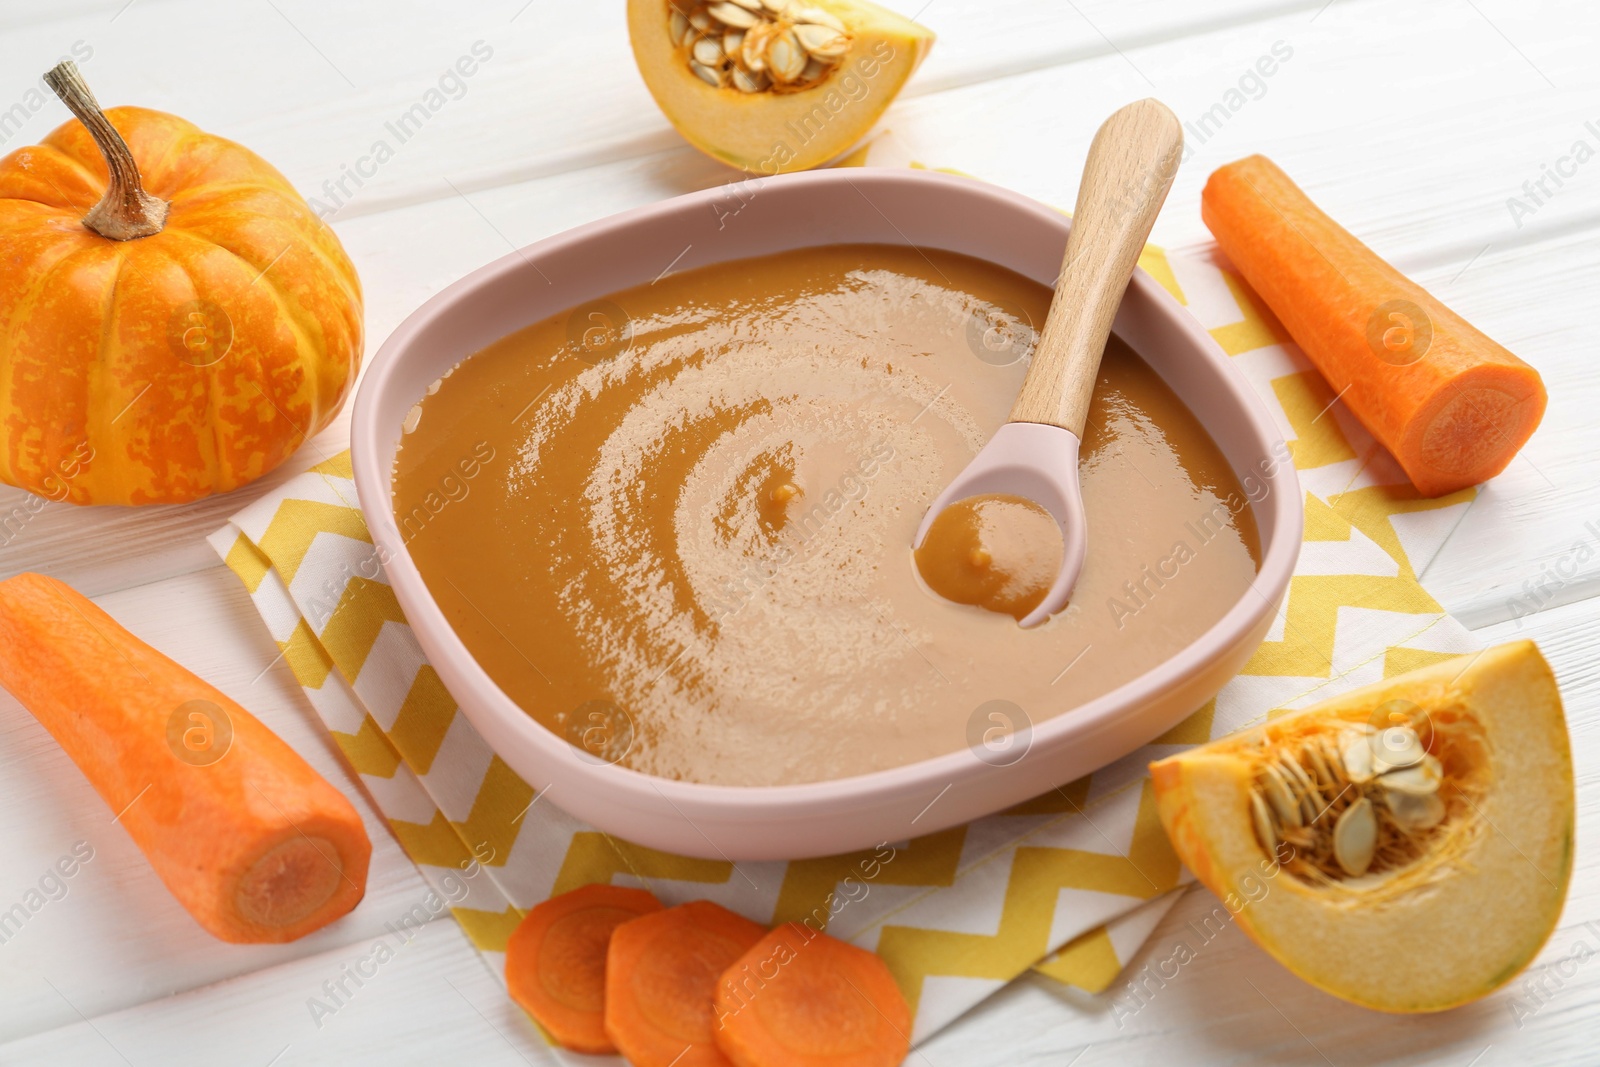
xmin=913 ymin=98 xmax=1184 ymax=628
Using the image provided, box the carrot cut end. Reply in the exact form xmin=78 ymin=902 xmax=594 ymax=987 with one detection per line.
xmin=1405 ymin=370 xmax=1547 ymax=496
xmin=505 ymin=883 xmax=664 ymax=1054
xmin=606 ymin=900 xmax=768 ymax=1067
xmin=234 ymin=835 xmax=345 ymax=929
xmin=714 ymin=923 xmax=911 ymax=1067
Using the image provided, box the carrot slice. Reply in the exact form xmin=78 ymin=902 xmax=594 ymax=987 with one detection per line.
xmin=504 ymin=883 xmax=663 ymax=1053
xmin=0 ymin=572 xmax=371 ymax=943
xmin=606 ymin=900 xmax=768 ymax=1066
xmin=714 ymin=922 xmax=911 ymax=1067
xmin=1201 ymin=154 xmax=1546 ymax=497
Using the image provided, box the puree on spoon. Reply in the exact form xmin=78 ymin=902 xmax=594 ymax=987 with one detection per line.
xmin=913 ymin=494 xmax=1062 ymax=622
xmin=391 ymin=244 xmax=1258 ymax=786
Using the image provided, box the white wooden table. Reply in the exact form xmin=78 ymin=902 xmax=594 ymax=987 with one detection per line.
xmin=2 ymin=1 xmax=1597 ymax=1063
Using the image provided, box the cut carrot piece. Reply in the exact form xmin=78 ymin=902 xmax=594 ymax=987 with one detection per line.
xmin=714 ymin=922 xmax=911 ymax=1067
xmin=0 ymin=572 xmax=371 ymax=943
xmin=1202 ymin=155 xmax=1546 ymax=497
xmin=606 ymin=900 xmax=768 ymax=1066
xmin=505 ymin=883 xmax=664 ymax=1053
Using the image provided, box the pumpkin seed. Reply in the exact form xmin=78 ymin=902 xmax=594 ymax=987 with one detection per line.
xmin=1260 ymin=764 xmax=1303 ymax=828
xmin=691 ymin=35 xmax=725 ymax=66
xmin=670 ymin=1 xmax=851 ymax=94
xmin=1281 ymin=755 xmax=1320 ymax=803
xmin=1372 ymin=724 xmax=1425 ymax=773
xmin=1304 ymin=741 xmax=1335 ymax=792
xmin=794 ymin=21 xmax=850 ymax=59
xmin=766 ymin=28 xmax=808 ymax=82
xmin=1386 ymin=790 xmax=1446 ymax=833
xmin=1277 ymin=756 xmax=1319 ymax=824
xmin=1339 ymin=729 xmax=1375 ymax=784
xmin=1250 ymin=790 xmax=1278 ymax=857
xmin=707 ymin=1 xmax=761 ymax=28
xmin=794 ymin=6 xmax=846 ymax=30
xmin=1379 ymin=754 xmax=1443 ymax=795
xmin=730 ymin=66 xmax=768 ymax=92
xmin=1333 ymin=797 xmax=1377 ymax=876
xmin=741 ymin=21 xmax=775 ymax=71
xmin=1251 ymin=718 xmax=1465 ymax=884
xmin=690 ymin=60 xmax=725 ymax=86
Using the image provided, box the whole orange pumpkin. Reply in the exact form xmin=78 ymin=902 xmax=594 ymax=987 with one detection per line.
xmin=0 ymin=63 xmax=362 ymax=505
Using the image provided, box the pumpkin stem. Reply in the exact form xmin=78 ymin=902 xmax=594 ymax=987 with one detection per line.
xmin=43 ymin=61 xmax=169 ymax=241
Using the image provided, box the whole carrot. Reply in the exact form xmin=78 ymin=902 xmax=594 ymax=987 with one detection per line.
xmin=1202 ymin=155 xmax=1546 ymax=496
xmin=0 ymin=572 xmax=370 ymax=943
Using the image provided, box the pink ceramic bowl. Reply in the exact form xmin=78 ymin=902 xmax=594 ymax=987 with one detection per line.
xmin=350 ymin=168 xmax=1302 ymax=861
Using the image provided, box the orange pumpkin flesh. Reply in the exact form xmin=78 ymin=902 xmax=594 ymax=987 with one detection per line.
xmin=1151 ymin=641 xmax=1573 ymax=1012
xmin=0 ymin=62 xmax=362 ymax=505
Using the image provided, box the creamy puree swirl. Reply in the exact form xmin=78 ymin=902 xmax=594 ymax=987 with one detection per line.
xmin=392 ymin=245 xmax=1258 ymax=786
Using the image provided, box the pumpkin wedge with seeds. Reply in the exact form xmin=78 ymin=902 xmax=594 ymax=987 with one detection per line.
xmin=630 ymin=0 xmax=934 ymax=172
xmin=1151 ymin=640 xmax=1573 ymax=1013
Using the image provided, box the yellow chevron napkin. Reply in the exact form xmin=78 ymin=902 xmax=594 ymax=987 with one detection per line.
xmin=208 ymin=211 xmax=1480 ymax=1052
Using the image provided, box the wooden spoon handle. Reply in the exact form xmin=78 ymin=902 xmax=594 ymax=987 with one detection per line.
xmin=1008 ymin=99 xmax=1182 ymax=434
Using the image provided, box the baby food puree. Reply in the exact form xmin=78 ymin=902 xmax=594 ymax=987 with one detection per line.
xmin=392 ymin=245 xmax=1257 ymax=786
